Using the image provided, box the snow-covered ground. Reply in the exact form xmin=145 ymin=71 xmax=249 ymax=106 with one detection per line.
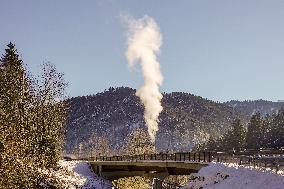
xmin=41 ymin=160 xmax=112 ymax=189
xmin=40 ymin=160 xmax=284 ymax=189
xmin=182 ymin=162 xmax=284 ymax=189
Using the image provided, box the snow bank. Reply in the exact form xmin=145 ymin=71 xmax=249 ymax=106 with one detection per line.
xmin=182 ymin=162 xmax=284 ymax=189
xmin=41 ymin=160 xmax=112 ymax=189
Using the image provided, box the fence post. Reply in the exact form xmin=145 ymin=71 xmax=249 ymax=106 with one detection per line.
xmin=159 ymin=179 xmax=162 ymax=189
xmin=153 ymin=178 xmax=163 ymax=189
xmin=154 ymin=179 xmax=157 ymax=189
xmin=198 ymin=152 xmax=201 ymax=162
xmin=174 ymin=153 xmax=177 ymax=161
xmin=194 ymin=153 xmax=196 ymax=161
xmin=203 ymin=152 xmax=206 ymax=162
xmin=189 ymin=152 xmax=191 ymax=161
xmin=208 ymin=152 xmax=211 ymax=162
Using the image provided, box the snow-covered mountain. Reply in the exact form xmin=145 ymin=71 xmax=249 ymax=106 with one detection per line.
xmin=64 ymin=87 xmax=247 ymax=154
xmin=224 ymin=100 xmax=284 ymax=116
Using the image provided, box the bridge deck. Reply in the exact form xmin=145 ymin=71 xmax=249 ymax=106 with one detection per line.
xmin=90 ymin=160 xmax=208 ymax=180
xmin=90 ymin=160 xmax=208 ymax=169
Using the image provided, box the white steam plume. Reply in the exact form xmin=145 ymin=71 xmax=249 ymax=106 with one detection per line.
xmin=124 ymin=15 xmax=163 ymax=142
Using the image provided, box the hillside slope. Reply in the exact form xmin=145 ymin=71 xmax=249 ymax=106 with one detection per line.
xmin=224 ymin=100 xmax=284 ymax=116
xmin=64 ymin=87 xmax=247 ymax=153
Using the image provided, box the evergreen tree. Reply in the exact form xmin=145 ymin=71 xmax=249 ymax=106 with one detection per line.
xmin=0 ymin=43 xmax=67 ymax=188
xmin=231 ymin=119 xmax=246 ymax=151
xmin=268 ymin=108 xmax=284 ymax=148
xmin=261 ymin=114 xmax=274 ymax=148
xmin=206 ymin=119 xmax=246 ymax=152
xmin=0 ymin=42 xmax=40 ymax=188
xmin=206 ymin=135 xmax=218 ymax=151
xmin=246 ymin=113 xmax=263 ymax=149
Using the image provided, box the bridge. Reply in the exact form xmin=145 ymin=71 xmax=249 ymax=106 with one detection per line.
xmin=70 ymin=149 xmax=284 ymax=189
xmin=89 ymin=152 xmax=212 ymax=180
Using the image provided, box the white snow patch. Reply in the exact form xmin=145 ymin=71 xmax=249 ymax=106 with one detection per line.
xmin=41 ymin=160 xmax=112 ymax=189
xmin=182 ymin=162 xmax=284 ymax=189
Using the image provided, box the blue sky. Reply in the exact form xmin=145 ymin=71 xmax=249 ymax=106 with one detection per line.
xmin=1 ymin=0 xmax=284 ymax=102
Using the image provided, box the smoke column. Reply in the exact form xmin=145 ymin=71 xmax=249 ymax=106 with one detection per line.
xmin=124 ymin=15 xmax=163 ymax=142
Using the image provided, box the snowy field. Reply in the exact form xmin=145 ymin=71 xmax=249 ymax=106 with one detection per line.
xmin=182 ymin=162 xmax=284 ymax=189
xmin=42 ymin=160 xmax=112 ymax=189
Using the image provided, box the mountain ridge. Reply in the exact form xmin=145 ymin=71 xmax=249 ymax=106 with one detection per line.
xmin=224 ymin=99 xmax=284 ymax=116
xmin=64 ymin=87 xmax=249 ymax=153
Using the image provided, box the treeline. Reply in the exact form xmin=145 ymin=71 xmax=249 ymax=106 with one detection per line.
xmin=206 ymin=109 xmax=284 ymax=151
xmin=0 ymin=43 xmax=67 ymax=188
xmin=224 ymin=99 xmax=284 ymax=116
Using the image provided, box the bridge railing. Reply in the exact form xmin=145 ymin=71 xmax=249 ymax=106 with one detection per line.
xmin=72 ymin=149 xmax=284 ymax=172
xmin=208 ymin=150 xmax=284 ymax=172
xmin=87 ymin=151 xmax=214 ymax=163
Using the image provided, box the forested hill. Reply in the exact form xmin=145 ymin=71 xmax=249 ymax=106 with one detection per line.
xmin=224 ymin=100 xmax=284 ymax=116
xmin=64 ymin=87 xmax=247 ymax=153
